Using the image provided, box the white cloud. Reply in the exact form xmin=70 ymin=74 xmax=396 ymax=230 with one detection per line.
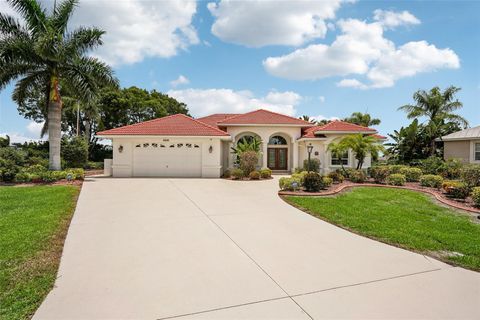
xmin=264 ymin=11 xmax=459 ymax=88
xmin=373 ymin=9 xmax=420 ymax=29
xmin=1 ymin=0 xmax=199 ymax=65
xmin=208 ymin=0 xmax=349 ymax=47
xmin=167 ymin=88 xmax=301 ymax=117
xmin=170 ymin=75 xmax=190 ymax=87
xmin=0 ymin=121 xmax=46 ymax=144
xmin=26 ymin=121 xmax=44 ymax=138
xmin=311 ymin=115 xmax=340 ymax=122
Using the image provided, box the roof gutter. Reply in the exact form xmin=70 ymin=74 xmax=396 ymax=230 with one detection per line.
xmin=96 ymin=134 xmax=232 ymax=141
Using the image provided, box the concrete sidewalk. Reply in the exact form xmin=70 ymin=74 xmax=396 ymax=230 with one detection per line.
xmin=34 ymin=177 xmax=480 ymax=319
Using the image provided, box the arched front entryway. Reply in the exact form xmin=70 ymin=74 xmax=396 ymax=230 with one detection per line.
xmin=231 ymin=132 xmax=263 ymax=168
xmin=267 ymin=134 xmax=290 ymax=171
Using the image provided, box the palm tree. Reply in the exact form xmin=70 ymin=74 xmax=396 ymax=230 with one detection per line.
xmin=0 ymin=0 xmax=118 ymax=170
xmin=344 ymin=112 xmax=381 ymax=127
xmin=327 ymin=142 xmax=348 ymax=173
xmin=339 ymin=134 xmax=385 ymax=169
xmin=398 ymin=86 xmax=468 ymax=156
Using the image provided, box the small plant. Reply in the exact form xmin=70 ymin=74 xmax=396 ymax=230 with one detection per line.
xmin=260 ymin=168 xmax=272 ymax=179
xmin=291 ymin=171 xmax=308 ymax=186
xmin=321 ymin=176 xmax=333 ymax=188
xmin=461 ymin=165 xmax=480 ymax=188
xmin=388 ymin=165 xmax=408 ymax=174
xmin=441 ymin=158 xmax=463 ymax=179
xmin=370 ymin=166 xmax=390 ymax=183
xmin=24 ymin=164 xmax=48 ymax=174
xmin=327 ymin=171 xmax=344 ymax=183
xmin=279 ymin=177 xmax=301 ymax=191
xmin=348 ymin=170 xmax=366 ymax=183
xmin=231 ymin=168 xmax=244 ymax=180
xmin=223 ymin=169 xmax=231 ymax=178
xmin=249 ymin=170 xmax=260 ymax=180
xmin=399 ymin=167 xmax=423 ymax=182
xmin=303 ymin=172 xmax=322 ymax=192
xmin=303 ymin=158 xmax=320 ymax=172
xmin=420 ymin=174 xmax=443 ymax=188
xmin=443 ymin=181 xmax=470 ymax=199
xmin=386 ymin=173 xmax=406 ymax=186
xmin=420 ymin=157 xmax=446 ymax=175
xmin=66 ymin=168 xmax=85 ymax=180
xmin=14 ymin=172 xmax=32 ymax=183
xmin=39 ymin=171 xmax=56 ymax=183
xmin=471 ymin=187 xmax=480 ymax=207
xmin=239 ymin=150 xmax=258 ymax=176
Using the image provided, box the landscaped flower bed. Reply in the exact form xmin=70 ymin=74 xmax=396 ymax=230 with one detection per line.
xmin=222 ymin=168 xmax=273 ymax=181
xmin=279 ymin=164 xmax=480 ymax=214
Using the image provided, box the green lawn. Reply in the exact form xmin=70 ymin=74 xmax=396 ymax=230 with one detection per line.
xmin=0 ymin=185 xmax=79 ymax=320
xmin=286 ymin=187 xmax=480 ymax=271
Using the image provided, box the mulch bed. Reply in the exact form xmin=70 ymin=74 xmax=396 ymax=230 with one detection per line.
xmin=279 ymin=180 xmax=480 ymax=214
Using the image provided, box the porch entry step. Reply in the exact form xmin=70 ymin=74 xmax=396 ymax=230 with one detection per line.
xmin=271 ymin=170 xmax=290 ymax=175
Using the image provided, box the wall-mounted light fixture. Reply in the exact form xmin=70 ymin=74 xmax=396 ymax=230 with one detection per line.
xmin=118 ymin=145 xmax=124 ymax=153
xmin=209 ymin=145 xmax=213 ymax=153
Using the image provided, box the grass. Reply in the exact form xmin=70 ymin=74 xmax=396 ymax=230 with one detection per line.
xmin=286 ymin=187 xmax=480 ymax=271
xmin=0 ymin=185 xmax=80 ymax=320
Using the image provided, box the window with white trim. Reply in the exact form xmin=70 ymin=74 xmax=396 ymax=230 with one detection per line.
xmin=331 ymin=151 xmax=348 ymax=166
xmin=475 ymin=143 xmax=480 ymax=161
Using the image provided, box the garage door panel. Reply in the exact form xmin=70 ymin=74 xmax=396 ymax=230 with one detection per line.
xmin=133 ymin=142 xmax=202 ymax=177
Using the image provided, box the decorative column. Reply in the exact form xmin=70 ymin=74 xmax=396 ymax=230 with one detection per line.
xmin=292 ymin=140 xmax=299 ymax=173
xmin=262 ymin=137 xmax=269 ymax=169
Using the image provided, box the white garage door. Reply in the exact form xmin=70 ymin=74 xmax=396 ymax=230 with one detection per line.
xmin=133 ymin=141 xmax=202 ymax=177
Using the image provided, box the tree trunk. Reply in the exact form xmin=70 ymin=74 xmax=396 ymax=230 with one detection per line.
xmin=430 ymin=139 xmax=436 ymax=156
xmin=48 ymin=74 xmax=62 ymax=170
xmin=85 ymin=119 xmax=91 ymax=143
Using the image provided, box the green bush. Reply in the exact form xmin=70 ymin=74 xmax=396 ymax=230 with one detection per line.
xmin=260 ymin=168 xmax=272 ymax=179
xmin=249 ymin=170 xmax=260 ymax=180
xmin=24 ymin=164 xmax=48 ymax=174
xmin=471 ymin=187 xmax=480 ymax=207
xmin=303 ymin=172 xmax=322 ymax=192
xmin=291 ymin=171 xmax=308 ymax=185
xmin=420 ymin=174 xmax=443 ymax=188
xmin=279 ymin=177 xmax=301 ymax=191
xmin=443 ymin=181 xmax=470 ymax=199
xmin=370 ymin=166 xmax=390 ymax=183
xmin=420 ymin=157 xmax=445 ymax=175
xmin=223 ymin=169 xmax=231 ymax=178
xmin=0 ymin=146 xmax=26 ymax=165
xmin=39 ymin=171 xmax=56 ymax=183
xmin=26 ymin=156 xmax=49 ymax=167
xmin=399 ymin=167 xmax=423 ymax=182
xmin=322 ymin=176 xmax=333 ymax=188
xmin=239 ymin=150 xmax=258 ymax=176
xmin=460 ymin=165 xmax=480 ymax=188
xmin=327 ymin=171 xmax=344 ymax=183
xmin=441 ymin=159 xmax=463 ymax=179
xmin=388 ymin=165 xmax=408 ymax=174
xmin=348 ymin=170 xmax=366 ymax=183
xmin=303 ymin=158 xmax=320 ymax=172
xmin=386 ymin=173 xmax=406 ymax=186
xmin=14 ymin=172 xmax=32 ymax=182
xmin=0 ymin=159 xmax=19 ymax=182
xmin=62 ymin=136 xmax=89 ymax=168
xmin=231 ymin=168 xmax=244 ymax=180
xmin=84 ymin=161 xmax=104 ymax=170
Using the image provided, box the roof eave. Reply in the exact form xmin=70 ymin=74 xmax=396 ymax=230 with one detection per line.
xmin=96 ymin=134 xmax=232 ymax=140
xmin=218 ymin=123 xmax=314 ymax=127
xmin=314 ymin=130 xmax=377 ymax=134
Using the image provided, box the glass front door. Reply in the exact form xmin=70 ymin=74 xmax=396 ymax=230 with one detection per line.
xmin=267 ymin=148 xmax=288 ymax=170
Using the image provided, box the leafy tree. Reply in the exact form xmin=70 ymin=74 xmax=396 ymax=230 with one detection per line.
xmin=0 ymin=0 xmax=118 ymax=170
xmin=398 ymin=86 xmax=468 ymax=156
xmin=61 ymin=136 xmax=88 ymax=168
xmin=386 ymin=119 xmax=427 ymax=163
xmin=344 ymin=112 xmax=381 ymax=127
xmin=231 ymin=136 xmax=261 ymax=156
xmin=0 ymin=135 xmax=10 ymax=147
xmin=339 ymin=134 xmax=384 ymax=169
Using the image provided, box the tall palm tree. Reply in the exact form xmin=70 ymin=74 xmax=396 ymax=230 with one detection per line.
xmin=398 ymin=86 xmax=468 ymax=156
xmin=344 ymin=112 xmax=381 ymax=127
xmin=0 ymin=0 xmax=118 ymax=170
xmin=327 ymin=141 xmax=348 ymax=173
xmin=339 ymin=134 xmax=385 ymax=169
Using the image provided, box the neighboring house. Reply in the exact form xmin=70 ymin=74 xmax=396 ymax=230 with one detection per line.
xmin=439 ymin=125 xmax=480 ymax=164
xmin=97 ymin=109 xmax=384 ymax=178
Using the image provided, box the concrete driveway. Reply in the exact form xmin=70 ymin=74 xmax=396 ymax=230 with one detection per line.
xmin=35 ymin=177 xmax=479 ymax=319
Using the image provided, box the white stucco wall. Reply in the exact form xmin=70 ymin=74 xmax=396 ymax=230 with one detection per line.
xmin=110 ymin=137 xmax=225 ymax=178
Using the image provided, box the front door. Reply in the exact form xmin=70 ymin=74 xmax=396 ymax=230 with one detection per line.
xmin=267 ymin=148 xmax=288 ymax=170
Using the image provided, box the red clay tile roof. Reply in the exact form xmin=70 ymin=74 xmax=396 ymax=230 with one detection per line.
xmin=196 ymin=113 xmax=239 ymax=128
xmin=300 ymin=121 xmax=377 ymax=138
xmin=217 ymin=109 xmax=313 ymax=126
xmin=372 ymin=134 xmax=387 ymax=140
xmin=97 ymin=114 xmax=229 ymax=137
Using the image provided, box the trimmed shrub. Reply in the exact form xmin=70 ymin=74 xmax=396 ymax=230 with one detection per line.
xmin=442 ymin=180 xmax=459 ymax=192
xmin=420 ymin=157 xmax=445 ymax=175
xmin=84 ymin=161 xmax=104 ymax=170
xmin=231 ymin=168 xmax=244 ymax=180
xmin=249 ymin=170 xmax=260 ymax=180
xmin=223 ymin=169 xmax=231 ymax=178
xmin=303 ymin=172 xmax=323 ymax=192
xmin=39 ymin=171 xmax=56 ymax=183
xmin=348 ymin=170 xmax=366 ymax=183
xmin=321 ymin=176 xmax=333 ymax=188
xmin=441 ymin=158 xmax=463 ymax=179
xmin=420 ymin=174 xmax=443 ymax=188
xmin=62 ymin=136 xmax=89 ymax=168
xmin=66 ymin=168 xmax=85 ymax=180
xmin=0 ymin=159 xmax=19 ymax=182
xmin=471 ymin=187 xmax=480 ymax=207
xmin=303 ymin=158 xmax=320 ymax=172
xmin=443 ymin=181 xmax=470 ymax=199
xmin=370 ymin=166 xmax=390 ymax=183
xmin=386 ymin=173 xmax=406 ymax=186
xmin=14 ymin=172 xmax=32 ymax=182
xmin=461 ymin=165 xmax=480 ymax=188
xmin=327 ymin=171 xmax=344 ymax=183
xmin=0 ymin=147 xmax=26 ymax=165
xmin=279 ymin=177 xmax=301 ymax=191
xmin=292 ymin=171 xmax=308 ymax=186
xmin=24 ymin=164 xmax=48 ymax=174
xmin=260 ymin=168 xmax=272 ymax=179
xmin=239 ymin=151 xmax=258 ymax=176
xmin=388 ymin=165 xmax=408 ymax=174
xmin=399 ymin=167 xmax=423 ymax=182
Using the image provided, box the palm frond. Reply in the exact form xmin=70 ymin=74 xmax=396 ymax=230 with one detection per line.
xmin=6 ymin=0 xmax=47 ymax=35
xmin=63 ymin=27 xmax=105 ymax=56
xmin=52 ymin=0 xmax=79 ymax=34
xmin=0 ymin=12 xmax=28 ymax=36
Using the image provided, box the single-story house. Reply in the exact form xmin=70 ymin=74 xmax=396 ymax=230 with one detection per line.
xmin=97 ymin=109 xmax=385 ymax=178
xmin=439 ymin=125 xmax=480 ymax=164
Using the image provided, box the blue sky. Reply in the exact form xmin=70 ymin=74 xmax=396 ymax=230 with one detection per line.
xmin=1 ymin=0 xmax=479 ymax=142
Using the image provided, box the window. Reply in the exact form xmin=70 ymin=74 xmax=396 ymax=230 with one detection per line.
xmin=475 ymin=143 xmax=480 ymax=161
xmin=331 ymin=151 xmax=348 ymax=166
xmin=268 ymin=136 xmax=287 ymax=145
